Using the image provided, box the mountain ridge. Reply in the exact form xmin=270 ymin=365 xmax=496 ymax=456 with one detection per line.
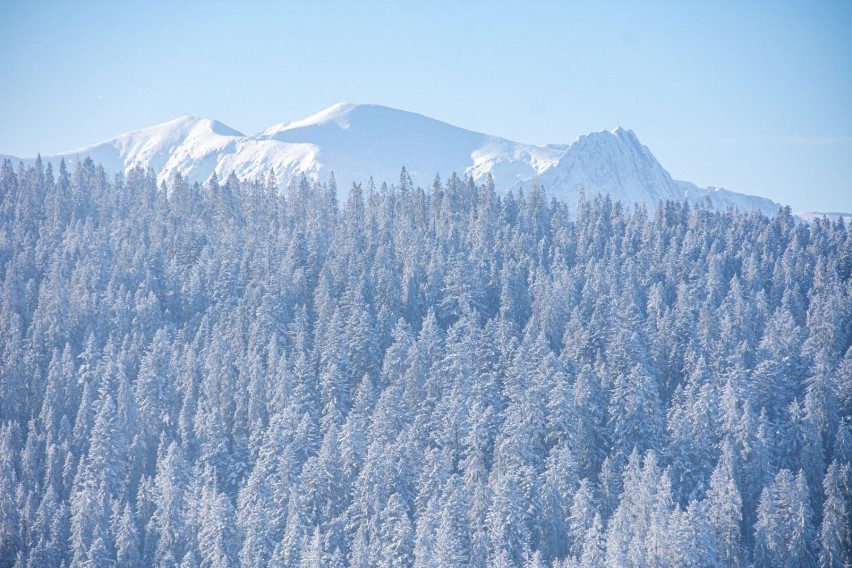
xmin=2 ymin=103 xmax=789 ymax=215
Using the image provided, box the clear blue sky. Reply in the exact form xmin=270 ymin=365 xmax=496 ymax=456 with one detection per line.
xmin=1 ymin=1 xmax=850 ymax=212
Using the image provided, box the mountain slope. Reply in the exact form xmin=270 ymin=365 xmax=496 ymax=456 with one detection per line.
xmin=38 ymin=116 xmax=247 ymax=185
xmin=3 ymin=103 xmax=783 ymax=214
xmin=530 ymin=127 xmax=782 ymax=214
xmin=532 ymin=127 xmax=688 ymax=207
xmin=253 ymin=103 xmax=564 ymax=191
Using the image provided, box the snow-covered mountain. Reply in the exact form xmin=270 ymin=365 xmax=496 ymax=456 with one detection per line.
xmin=3 ymin=103 xmax=783 ymax=214
xmin=529 ymin=127 xmax=687 ymax=208
xmin=254 ymin=103 xmax=565 ymax=190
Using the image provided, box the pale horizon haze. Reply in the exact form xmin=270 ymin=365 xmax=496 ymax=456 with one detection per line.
xmin=1 ymin=0 xmax=850 ymax=213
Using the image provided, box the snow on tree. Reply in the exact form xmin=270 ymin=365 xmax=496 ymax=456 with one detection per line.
xmin=0 ymin=159 xmax=847 ymax=566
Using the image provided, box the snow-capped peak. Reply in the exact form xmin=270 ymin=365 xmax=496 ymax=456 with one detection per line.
xmin=56 ymin=115 xmax=246 ymax=183
xmin=260 ymin=103 xmax=483 ymax=144
xmin=91 ymin=115 xmax=244 ymax=151
xmin=261 ymin=102 xmax=360 ymax=137
xmin=529 ymin=125 xmax=682 ymax=208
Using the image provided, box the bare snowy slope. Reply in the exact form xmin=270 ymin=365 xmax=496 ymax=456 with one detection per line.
xmin=45 ymin=116 xmax=245 ymax=183
xmin=256 ymin=103 xmax=564 ymax=191
xmin=4 ymin=103 xmax=784 ymax=214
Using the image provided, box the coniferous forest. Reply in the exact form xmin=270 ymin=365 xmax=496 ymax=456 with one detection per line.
xmin=1 ymin=156 xmax=850 ymax=567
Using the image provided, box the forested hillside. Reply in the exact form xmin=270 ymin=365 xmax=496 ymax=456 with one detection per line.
xmin=1 ymin=157 xmax=850 ymax=567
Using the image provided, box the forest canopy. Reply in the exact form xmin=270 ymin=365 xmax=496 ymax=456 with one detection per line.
xmin=0 ymin=157 xmax=850 ymax=567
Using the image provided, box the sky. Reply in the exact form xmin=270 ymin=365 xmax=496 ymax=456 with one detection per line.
xmin=1 ymin=1 xmax=850 ymax=213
